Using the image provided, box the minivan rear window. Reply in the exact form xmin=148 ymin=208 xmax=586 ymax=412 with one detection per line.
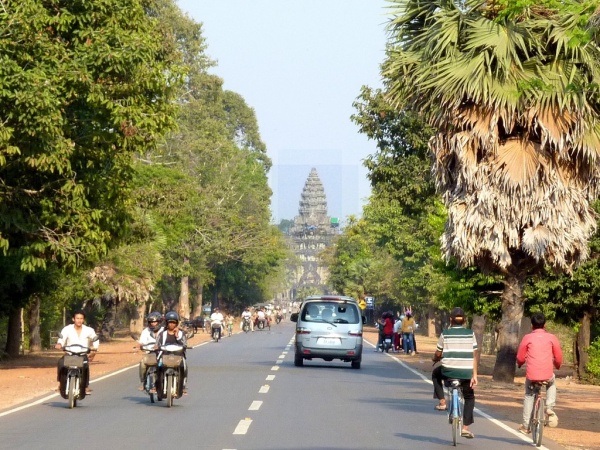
xmin=301 ymin=301 xmax=359 ymax=324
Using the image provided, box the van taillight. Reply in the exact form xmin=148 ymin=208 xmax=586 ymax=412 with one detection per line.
xmin=348 ymin=331 xmax=362 ymax=336
xmin=297 ymin=328 xmax=311 ymax=335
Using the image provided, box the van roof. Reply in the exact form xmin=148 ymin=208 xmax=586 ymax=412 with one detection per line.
xmin=304 ymin=295 xmax=357 ymax=302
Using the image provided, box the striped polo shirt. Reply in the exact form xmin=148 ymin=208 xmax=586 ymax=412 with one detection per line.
xmin=437 ymin=326 xmax=478 ymax=379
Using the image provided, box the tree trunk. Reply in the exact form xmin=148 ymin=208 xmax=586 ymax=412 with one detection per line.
xmin=472 ymin=314 xmax=486 ymax=356
xmin=427 ymin=305 xmax=439 ymax=338
xmin=575 ymin=309 xmax=592 ymax=380
xmin=492 ymin=270 xmax=526 ymax=383
xmin=28 ymin=295 xmax=42 ymax=352
xmin=192 ymin=281 xmax=203 ymax=317
xmin=178 ymin=274 xmax=190 ymax=320
xmin=129 ymin=302 xmax=147 ymax=340
xmin=5 ymin=308 xmax=22 ymax=357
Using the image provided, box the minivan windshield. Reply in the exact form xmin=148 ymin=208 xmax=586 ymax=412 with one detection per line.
xmin=301 ymin=301 xmax=360 ymax=324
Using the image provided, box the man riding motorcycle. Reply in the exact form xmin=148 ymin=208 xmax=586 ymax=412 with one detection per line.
xmin=137 ymin=311 xmax=163 ymax=392
xmin=156 ymin=311 xmax=188 ymax=396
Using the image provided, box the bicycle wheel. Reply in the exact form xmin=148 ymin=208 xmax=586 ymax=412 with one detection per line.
xmin=532 ymin=397 xmax=544 ymax=447
xmin=451 ymin=389 xmax=460 ymax=446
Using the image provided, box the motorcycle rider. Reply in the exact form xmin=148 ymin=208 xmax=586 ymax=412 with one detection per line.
xmin=55 ymin=310 xmax=99 ymax=397
xmin=255 ymin=307 xmax=268 ymax=328
xmin=137 ymin=311 xmax=163 ymax=392
xmin=210 ymin=307 xmax=224 ymax=340
xmin=241 ymin=307 xmax=253 ymax=331
xmin=156 ymin=311 xmax=188 ymax=396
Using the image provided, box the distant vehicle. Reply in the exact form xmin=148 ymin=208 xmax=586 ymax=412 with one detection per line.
xmin=290 ymin=295 xmax=365 ymax=369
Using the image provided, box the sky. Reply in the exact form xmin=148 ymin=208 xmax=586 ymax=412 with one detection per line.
xmin=177 ymin=0 xmax=390 ymax=224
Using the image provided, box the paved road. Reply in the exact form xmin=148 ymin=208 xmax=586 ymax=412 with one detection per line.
xmin=0 ymin=321 xmax=563 ymax=450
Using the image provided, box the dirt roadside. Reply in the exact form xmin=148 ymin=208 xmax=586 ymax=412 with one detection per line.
xmin=1 ymin=327 xmax=599 ymax=449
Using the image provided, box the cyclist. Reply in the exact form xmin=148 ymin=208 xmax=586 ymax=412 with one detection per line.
xmin=516 ymin=312 xmax=563 ymax=434
xmin=137 ymin=311 xmax=163 ymax=391
xmin=431 ymin=307 xmax=478 ymax=439
xmin=55 ymin=310 xmax=99 ymax=396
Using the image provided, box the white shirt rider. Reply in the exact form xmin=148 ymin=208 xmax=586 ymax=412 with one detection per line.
xmin=210 ymin=311 xmax=224 ymax=326
xmin=139 ymin=326 xmax=162 ymax=351
xmin=57 ymin=323 xmax=99 ymax=353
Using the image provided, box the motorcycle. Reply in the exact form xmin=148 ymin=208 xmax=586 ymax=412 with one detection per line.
xmin=242 ymin=317 xmax=251 ymax=333
xmin=156 ymin=343 xmax=187 ymax=407
xmin=256 ymin=317 xmax=270 ymax=331
xmin=211 ymin=322 xmax=222 ymax=342
xmin=139 ymin=343 xmax=159 ymax=403
xmin=59 ymin=337 xmax=98 ymax=409
xmin=275 ymin=312 xmax=283 ymax=324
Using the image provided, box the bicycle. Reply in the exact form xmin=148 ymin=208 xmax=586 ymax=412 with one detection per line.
xmin=445 ymin=378 xmax=464 ymax=446
xmin=529 ymin=381 xmax=548 ymax=447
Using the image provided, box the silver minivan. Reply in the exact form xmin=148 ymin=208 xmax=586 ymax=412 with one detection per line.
xmin=290 ymin=295 xmax=365 ymax=369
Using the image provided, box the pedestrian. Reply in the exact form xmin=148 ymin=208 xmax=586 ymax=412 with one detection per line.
xmin=401 ymin=310 xmax=416 ymax=355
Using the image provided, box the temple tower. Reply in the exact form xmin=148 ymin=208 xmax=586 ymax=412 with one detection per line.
xmin=288 ymin=168 xmax=338 ymax=296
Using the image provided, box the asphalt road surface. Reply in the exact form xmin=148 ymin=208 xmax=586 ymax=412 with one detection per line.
xmin=0 ymin=321 xmax=564 ymax=450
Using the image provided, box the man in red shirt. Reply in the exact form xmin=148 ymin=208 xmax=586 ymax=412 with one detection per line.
xmin=516 ymin=312 xmax=563 ymax=434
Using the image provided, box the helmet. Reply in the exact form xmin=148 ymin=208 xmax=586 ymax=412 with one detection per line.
xmin=165 ymin=311 xmax=179 ymax=324
xmin=147 ymin=312 xmax=162 ymax=332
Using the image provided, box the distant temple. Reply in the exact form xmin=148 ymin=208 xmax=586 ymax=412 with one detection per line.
xmin=287 ymin=168 xmax=339 ymax=297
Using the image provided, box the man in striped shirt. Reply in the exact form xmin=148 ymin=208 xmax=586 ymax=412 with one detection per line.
xmin=432 ymin=307 xmax=479 ymax=439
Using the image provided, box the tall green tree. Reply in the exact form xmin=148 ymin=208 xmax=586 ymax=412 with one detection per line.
xmin=384 ymin=0 xmax=600 ymax=381
xmin=0 ymin=0 xmax=182 ymax=353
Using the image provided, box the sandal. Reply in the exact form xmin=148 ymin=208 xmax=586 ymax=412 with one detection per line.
xmin=434 ymin=404 xmax=447 ymax=411
xmin=461 ymin=430 xmax=474 ymax=439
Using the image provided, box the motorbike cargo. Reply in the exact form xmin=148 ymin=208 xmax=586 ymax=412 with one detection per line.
xmin=143 ymin=353 xmax=157 ymax=366
xmin=64 ymin=355 xmax=84 ymax=367
xmin=162 ymin=354 xmax=183 ymax=368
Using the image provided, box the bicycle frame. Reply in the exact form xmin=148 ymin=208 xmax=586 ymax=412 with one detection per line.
xmin=530 ymin=381 xmax=548 ymax=447
xmin=445 ymin=379 xmax=464 ymax=446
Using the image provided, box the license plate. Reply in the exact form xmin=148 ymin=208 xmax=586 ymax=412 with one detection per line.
xmin=317 ymin=338 xmax=341 ymax=346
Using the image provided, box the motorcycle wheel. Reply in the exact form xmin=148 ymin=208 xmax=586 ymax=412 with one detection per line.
xmin=258 ymin=321 xmax=264 ymax=330
xmin=68 ymin=374 xmax=77 ymax=409
xmin=166 ymin=374 xmax=173 ymax=408
xmin=148 ymin=372 xmax=156 ymax=403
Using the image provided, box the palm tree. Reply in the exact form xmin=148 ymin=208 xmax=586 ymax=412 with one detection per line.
xmin=383 ymin=0 xmax=600 ymax=381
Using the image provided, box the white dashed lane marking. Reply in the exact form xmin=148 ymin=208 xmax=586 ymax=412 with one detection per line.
xmin=266 ymin=375 xmax=275 ymax=381
xmin=249 ymin=401 xmax=262 ymax=410
xmin=233 ymin=418 xmax=252 ymax=435
xmin=259 ymin=385 xmax=270 ymax=393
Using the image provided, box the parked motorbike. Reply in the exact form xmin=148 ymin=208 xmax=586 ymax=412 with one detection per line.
xmin=59 ymin=337 xmax=98 ymax=409
xmin=156 ymin=343 xmax=187 ymax=407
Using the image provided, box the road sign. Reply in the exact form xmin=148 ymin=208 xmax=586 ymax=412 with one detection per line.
xmin=365 ymin=296 xmax=374 ymax=310
xmin=358 ymin=299 xmax=367 ymax=310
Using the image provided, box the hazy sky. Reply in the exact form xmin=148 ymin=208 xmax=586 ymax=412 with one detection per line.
xmin=177 ymin=0 xmax=389 ymax=223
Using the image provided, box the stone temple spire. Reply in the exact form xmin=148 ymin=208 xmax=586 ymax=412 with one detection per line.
xmin=296 ymin=168 xmax=328 ymax=227
xmin=287 ymin=168 xmax=337 ymax=295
